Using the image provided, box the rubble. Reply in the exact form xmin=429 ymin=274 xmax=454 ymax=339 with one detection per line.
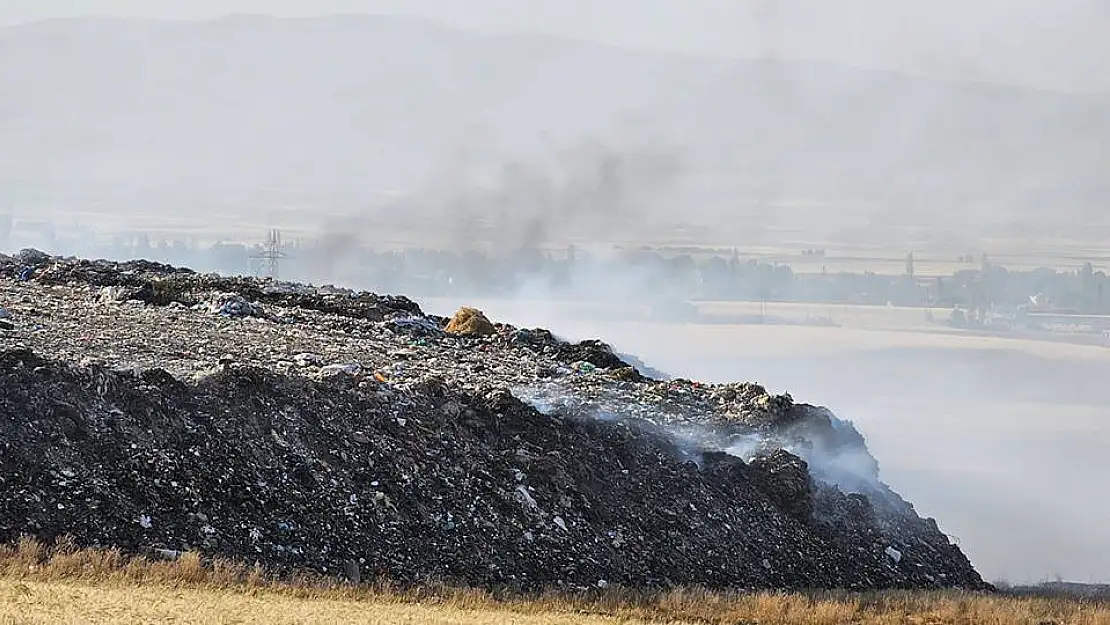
xmin=210 ymin=294 xmax=267 ymax=319
xmin=0 ymin=253 xmax=988 ymax=591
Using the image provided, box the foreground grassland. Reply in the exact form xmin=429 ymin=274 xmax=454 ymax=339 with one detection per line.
xmin=1 ymin=540 xmax=1108 ymax=625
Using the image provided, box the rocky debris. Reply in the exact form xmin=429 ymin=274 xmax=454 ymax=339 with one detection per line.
xmin=509 ymin=328 xmax=637 ymax=375
xmin=0 ymin=250 xmax=422 ymax=323
xmin=293 ymin=353 xmax=326 ymax=368
xmin=885 ymin=546 xmax=903 ymax=563
xmin=210 ymin=293 xmax=267 ymax=319
xmin=614 ymin=351 xmax=670 ymax=381
xmin=319 ymin=362 xmax=362 ymax=377
xmin=0 ymin=253 xmax=988 ymax=591
xmin=16 ymin=248 xmax=51 ymax=267
xmin=748 ymin=449 xmax=814 ymax=522
xmin=555 ymin=339 xmax=632 ymax=371
xmin=445 ymin=307 xmax=497 ymax=337
xmin=391 ymin=316 xmax=444 ymax=336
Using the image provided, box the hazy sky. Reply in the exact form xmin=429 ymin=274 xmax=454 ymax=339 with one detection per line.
xmin=2 ymin=0 xmax=1108 ymax=93
xmin=4 ymin=0 xmax=1110 ymax=585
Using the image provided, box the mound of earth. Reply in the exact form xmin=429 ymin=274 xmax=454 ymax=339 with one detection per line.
xmin=0 ymin=251 xmax=986 ymax=591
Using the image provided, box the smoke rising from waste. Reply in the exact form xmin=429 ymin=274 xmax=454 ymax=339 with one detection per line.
xmin=3 ymin=2 xmax=1110 ymax=585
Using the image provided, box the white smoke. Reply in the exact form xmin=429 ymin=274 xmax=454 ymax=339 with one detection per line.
xmin=516 ymin=377 xmax=886 ymax=495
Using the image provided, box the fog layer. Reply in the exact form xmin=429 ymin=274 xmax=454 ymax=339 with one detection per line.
xmin=3 ymin=15 xmax=1110 ymax=240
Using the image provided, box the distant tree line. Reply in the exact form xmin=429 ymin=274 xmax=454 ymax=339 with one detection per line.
xmin=8 ymin=227 xmax=1110 ymax=315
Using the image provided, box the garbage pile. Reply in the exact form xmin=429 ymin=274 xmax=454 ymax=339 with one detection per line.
xmin=0 ymin=251 xmax=988 ymax=591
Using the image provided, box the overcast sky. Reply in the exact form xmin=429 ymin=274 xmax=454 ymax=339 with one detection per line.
xmin=2 ymin=0 xmax=1108 ymax=93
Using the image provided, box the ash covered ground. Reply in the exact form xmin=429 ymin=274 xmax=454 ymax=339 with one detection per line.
xmin=0 ymin=250 xmax=986 ymax=590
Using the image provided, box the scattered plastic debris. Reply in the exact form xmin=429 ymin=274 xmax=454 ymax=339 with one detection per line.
xmin=0 ymin=252 xmax=988 ymax=592
xmin=294 ymin=353 xmax=325 ymax=367
xmin=391 ymin=316 xmax=443 ymax=336
xmin=212 ymin=294 xmax=266 ymax=318
xmin=570 ymin=361 xmax=597 ymax=374
xmin=886 ymin=546 xmax=904 ymax=564
xmin=319 ymin=363 xmax=361 ymax=377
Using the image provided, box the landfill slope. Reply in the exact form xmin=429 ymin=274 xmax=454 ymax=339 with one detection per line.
xmin=0 ymin=251 xmax=987 ymax=591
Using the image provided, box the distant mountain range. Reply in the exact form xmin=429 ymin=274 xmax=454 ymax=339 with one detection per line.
xmin=2 ymin=15 xmax=1108 ymax=239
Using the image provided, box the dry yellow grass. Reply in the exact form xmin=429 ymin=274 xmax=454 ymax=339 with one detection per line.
xmin=445 ymin=306 xmax=498 ymax=336
xmin=2 ymin=538 xmax=1109 ymax=625
xmin=0 ymin=579 xmax=647 ymax=625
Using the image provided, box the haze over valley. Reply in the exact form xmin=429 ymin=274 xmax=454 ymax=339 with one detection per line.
xmin=2 ymin=0 xmax=1109 ymax=590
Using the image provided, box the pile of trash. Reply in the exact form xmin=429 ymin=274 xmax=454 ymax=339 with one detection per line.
xmin=0 ymin=251 xmax=987 ymax=591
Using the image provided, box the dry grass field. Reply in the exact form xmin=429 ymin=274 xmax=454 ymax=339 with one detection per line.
xmin=1 ymin=538 xmax=1109 ymax=625
xmin=626 ymin=238 xmax=1110 ymax=276
xmin=693 ymin=300 xmax=940 ymax=332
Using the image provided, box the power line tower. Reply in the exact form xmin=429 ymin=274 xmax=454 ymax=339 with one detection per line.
xmin=250 ymin=229 xmax=287 ymax=280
